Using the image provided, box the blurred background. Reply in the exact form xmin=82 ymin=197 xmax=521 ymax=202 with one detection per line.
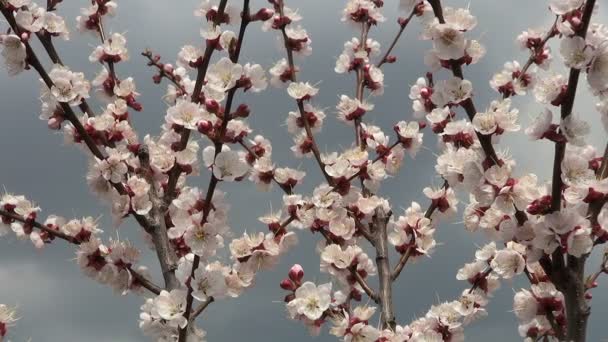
xmin=0 ymin=0 xmax=607 ymax=341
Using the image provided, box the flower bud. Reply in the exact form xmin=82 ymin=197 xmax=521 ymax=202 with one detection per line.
xmin=253 ymin=8 xmax=274 ymax=21
xmin=197 ymin=120 xmax=212 ymax=134
xmin=280 ymin=278 xmax=296 ymax=291
xmin=163 ymin=63 xmax=174 ymax=74
xmin=234 ymin=104 xmax=250 ymax=118
xmin=205 ymin=99 xmax=220 ymax=113
xmin=397 ymin=17 xmax=409 ymax=27
xmin=390 ymin=55 xmax=400 ymax=64
xmin=288 ymin=264 xmax=304 ymax=283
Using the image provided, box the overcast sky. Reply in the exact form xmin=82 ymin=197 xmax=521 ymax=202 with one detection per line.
xmin=1 ymin=0 xmax=607 ymax=341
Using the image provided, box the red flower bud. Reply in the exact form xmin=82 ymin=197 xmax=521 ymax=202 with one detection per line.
xmin=288 ymin=264 xmax=304 ymax=283
xmin=280 ymin=278 xmax=296 ymax=291
xmin=197 ymin=120 xmax=211 ymax=134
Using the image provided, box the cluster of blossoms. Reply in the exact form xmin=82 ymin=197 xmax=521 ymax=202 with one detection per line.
xmin=1 ymin=0 xmax=608 ymax=341
xmin=0 ymin=0 xmax=69 ymax=75
xmin=277 ymin=0 xmax=608 ymax=341
xmin=0 ymin=193 xmax=151 ymax=295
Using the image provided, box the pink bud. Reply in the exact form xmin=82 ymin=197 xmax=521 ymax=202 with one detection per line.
xmin=253 ymin=8 xmax=274 ymax=21
xmin=47 ymin=117 xmax=63 ymax=130
xmin=280 ymin=278 xmax=296 ymax=291
xmin=397 ymin=17 xmax=409 ymax=27
xmin=288 ymin=264 xmax=304 ymax=282
xmin=205 ymin=99 xmax=220 ymax=113
xmin=197 ymin=120 xmax=212 ymax=134
xmin=234 ymin=104 xmax=250 ymax=118
xmin=163 ymin=63 xmax=174 ymax=73
xmin=385 ymin=55 xmax=397 ymax=63
xmin=420 ymin=87 xmax=432 ymax=98
xmin=20 ymin=32 xmax=30 ymax=42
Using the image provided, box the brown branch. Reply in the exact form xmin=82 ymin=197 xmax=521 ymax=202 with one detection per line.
xmin=142 ymin=50 xmax=188 ymax=94
xmin=376 ymin=9 xmax=416 ymax=68
xmin=0 ymin=208 xmax=163 ymax=295
xmin=391 ymin=247 xmax=411 ymax=281
xmin=511 ymin=16 xmax=559 ymax=86
xmin=177 ymin=2 xmax=249 ymax=341
xmin=0 ymin=208 xmax=78 ymax=244
xmin=373 ymin=208 xmax=395 ymax=330
xmin=162 ymin=0 xmax=231 ymax=216
xmin=237 ymin=140 xmax=293 ymax=194
xmin=189 ymin=297 xmax=214 ymax=323
xmin=318 ymin=230 xmax=378 ymax=303
xmin=540 ymin=2 xmax=597 ymax=341
xmin=391 ymin=181 xmax=447 ymax=282
xmin=127 ymin=265 xmax=162 ymax=295
xmin=1 ymin=7 xmax=157 ymax=235
xmin=275 ymin=3 xmax=333 ymax=185
xmin=426 ymin=0 xmax=499 ymax=166
xmin=35 ymin=31 xmax=96 ymax=118
xmin=137 ymin=145 xmax=178 ymax=289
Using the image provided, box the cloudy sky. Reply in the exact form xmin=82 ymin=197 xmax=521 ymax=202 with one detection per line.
xmin=1 ymin=0 xmax=607 ymax=341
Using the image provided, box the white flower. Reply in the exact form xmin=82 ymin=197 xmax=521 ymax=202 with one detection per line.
xmin=43 ymin=12 xmax=69 ymax=40
xmin=154 ymin=289 xmax=188 ymax=329
xmin=534 ymin=209 xmax=592 ymax=257
xmin=287 ymin=82 xmax=318 ymax=100
xmin=206 ymin=148 xmax=249 ymax=181
xmin=0 ymin=34 xmax=27 ymax=76
xmin=560 ymin=36 xmax=593 ymax=69
xmin=242 ymin=63 xmax=267 ymax=92
xmin=286 ymin=281 xmax=332 ymax=320
xmin=525 ymin=108 xmax=553 ymax=140
xmin=490 ymin=242 xmax=526 ymax=279
xmin=47 ymin=65 xmax=90 ymax=105
xmin=561 ymin=115 xmax=589 ymax=146
xmin=346 ymin=323 xmax=381 ymax=342
xmin=166 ymin=99 xmax=205 ymax=130
xmin=513 ymin=289 xmax=537 ymax=322
xmin=549 ymin=0 xmax=583 ymax=15
xmin=89 ymin=33 xmax=128 ymax=63
xmin=336 ymin=95 xmax=374 ymax=123
xmin=269 ymin=59 xmax=293 ymax=87
xmin=0 ymin=304 xmax=18 ymax=337
xmin=184 ymin=220 xmax=226 ymax=258
xmin=432 ymin=77 xmax=472 ymax=106
xmin=533 ymin=73 xmax=566 ymax=104
xmin=14 ymin=5 xmax=45 ymax=33
xmin=430 ymin=23 xmax=466 ymax=60
xmin=207 ymin=57 xmax=243 ymax=92
xmin=94 ymin=148 xmax=129 ymax=184
xmin=191 ymin=263 xmax=228 ymax=302
xmin=394 ymin=121 xmax=423 ymax=157
xmin=444 ymin=7 xmax=477 ymax=31
xmin=177 ymin=45 xmax=203 ymax=68
xmin=342 ymin=0 xmax=385 ymax=24
xmin=588 ymin=45 xmax=608 ymax=93
xmin=285 ymin=26 xmax=312 ymax=56
xmin=473 ymin=98 xmax=520 ymax=135
xmin=321 ymin=244 xmax=361 ymax=271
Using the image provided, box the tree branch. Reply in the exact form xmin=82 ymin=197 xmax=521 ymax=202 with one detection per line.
xmin=0 ymin=208 xmax=163 ymax=296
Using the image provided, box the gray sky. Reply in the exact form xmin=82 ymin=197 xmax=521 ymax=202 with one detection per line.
xmin=0 ymin=0 xmax=607 ymax=341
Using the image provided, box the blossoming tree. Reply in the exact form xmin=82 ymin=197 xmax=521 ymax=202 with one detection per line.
xmin=1 ymin=0 xmax=608 ymax=341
